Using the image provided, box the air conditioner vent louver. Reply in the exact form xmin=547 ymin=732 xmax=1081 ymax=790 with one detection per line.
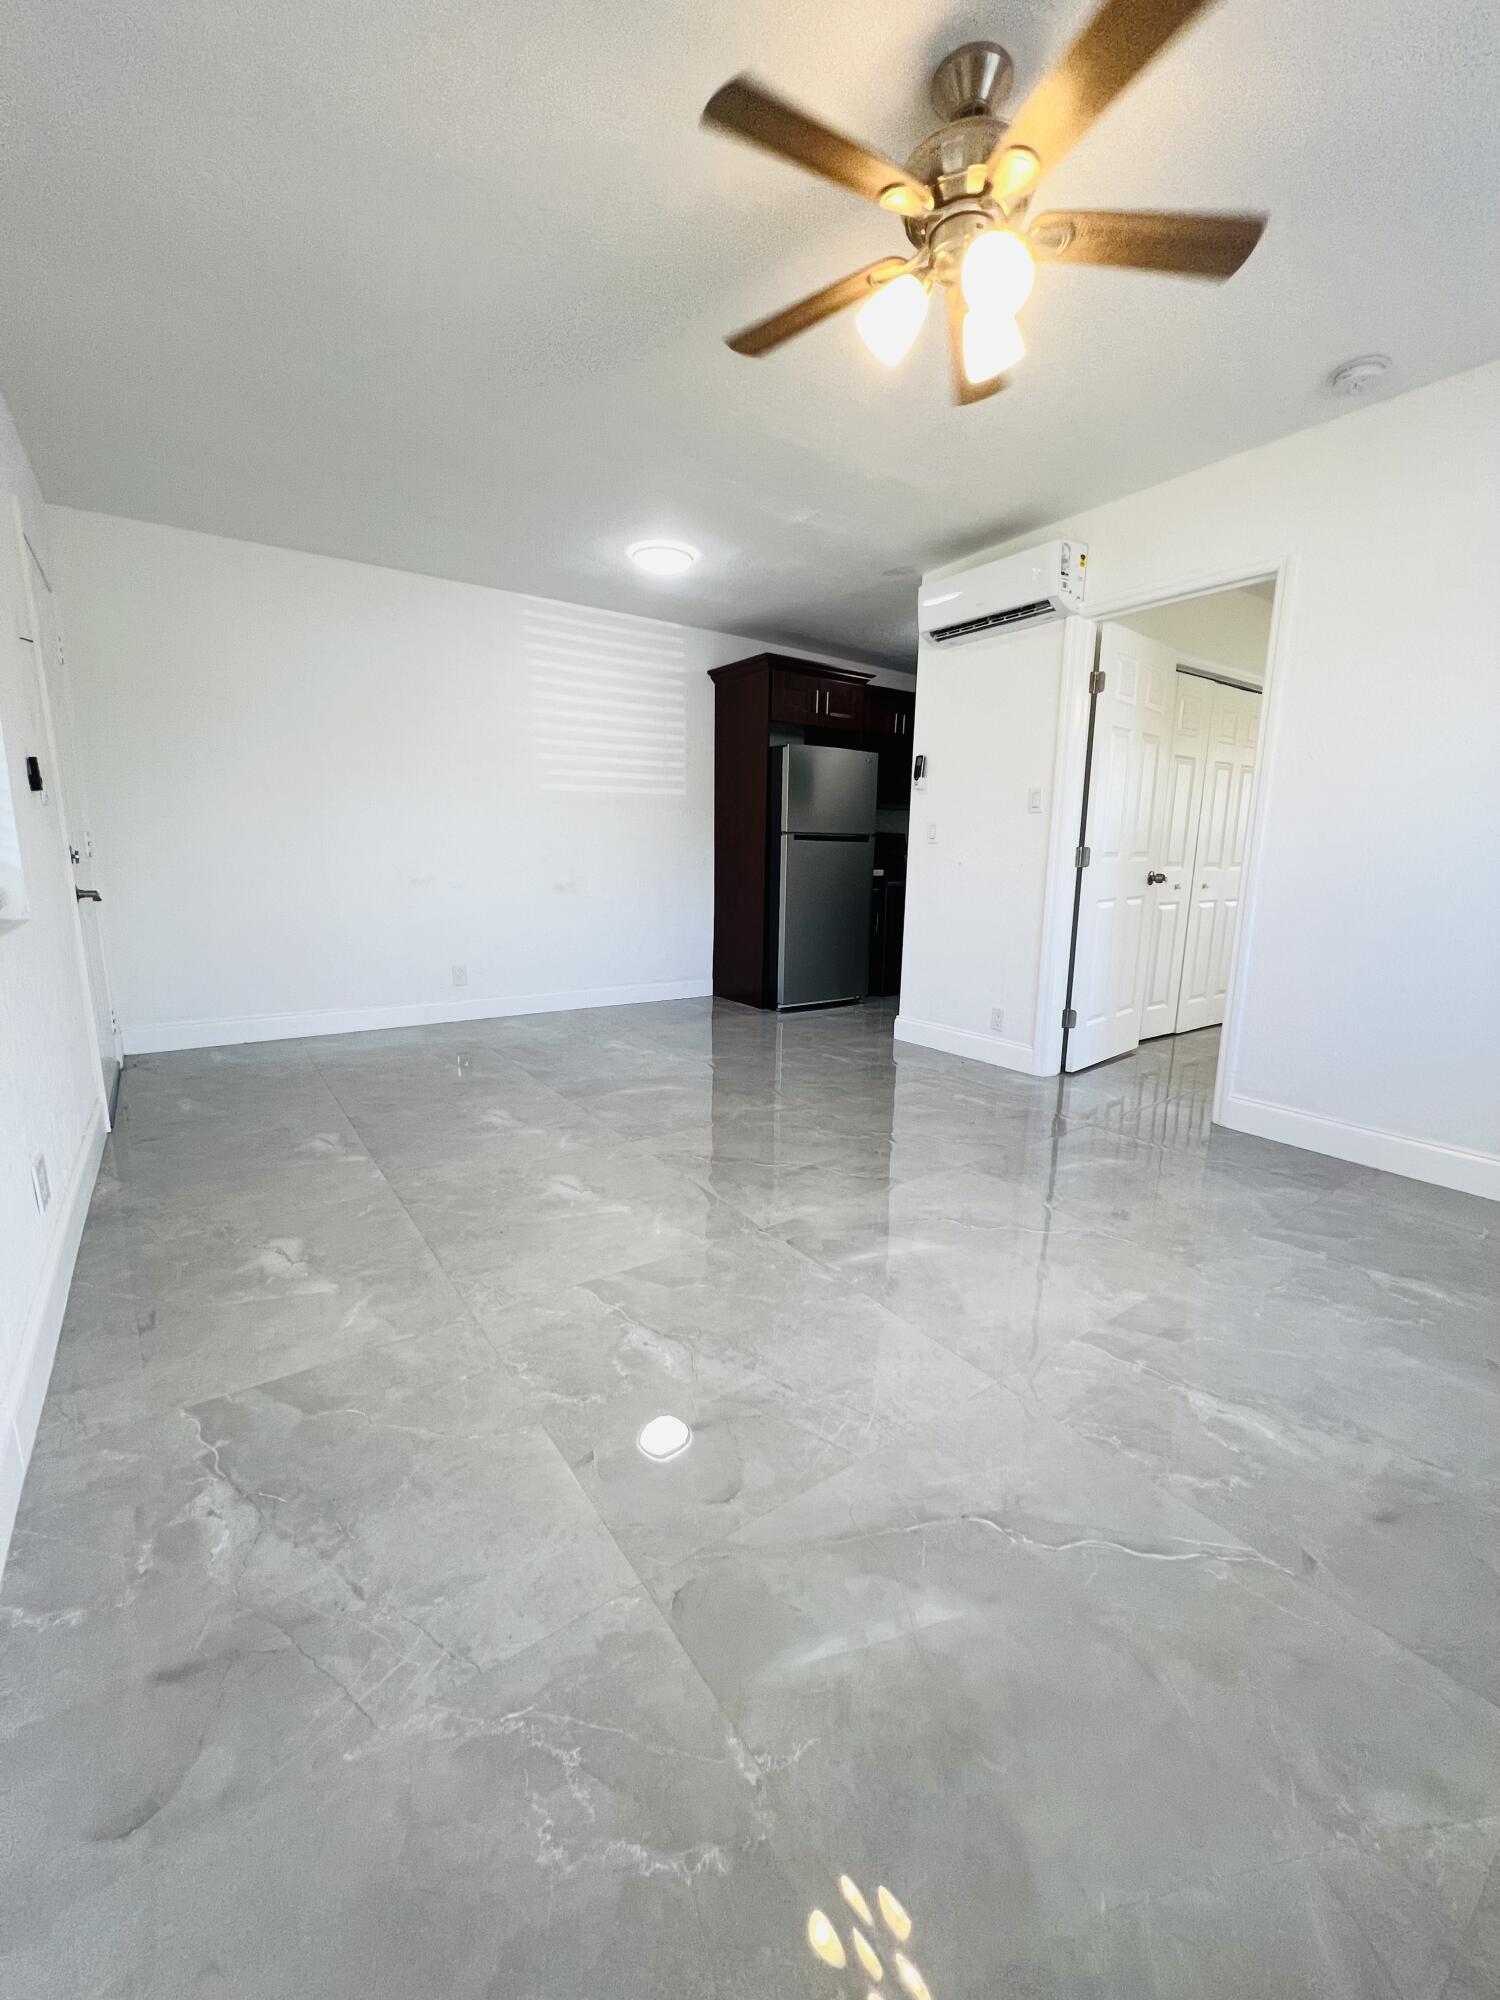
xmin=929 ymin=599 xmax=1055 ymax=643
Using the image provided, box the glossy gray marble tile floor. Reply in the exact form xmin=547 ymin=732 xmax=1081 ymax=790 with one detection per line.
xmin=4 ymin=1002 xmax=1498 ymax=1999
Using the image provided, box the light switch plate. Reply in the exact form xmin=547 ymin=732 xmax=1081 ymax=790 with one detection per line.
xmin=1027 ymin=787 xmax=1043 ymax=814
xmin=926 ymin=822 xmax=938 ymax=843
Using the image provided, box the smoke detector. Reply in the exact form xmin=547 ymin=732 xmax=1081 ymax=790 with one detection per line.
xmin=1329 ymin=355 xmax=1391 ymax=398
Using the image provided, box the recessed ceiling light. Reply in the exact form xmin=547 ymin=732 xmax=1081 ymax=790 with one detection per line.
xmin=636 ymin=1413 xmax=692 ymax=1461
xmin=627 ymin=539 xmax=700 ymax=577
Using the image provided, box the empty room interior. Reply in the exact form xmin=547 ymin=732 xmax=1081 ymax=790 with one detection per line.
xmin=2 ymin=1 xmax=1499 ymax=1994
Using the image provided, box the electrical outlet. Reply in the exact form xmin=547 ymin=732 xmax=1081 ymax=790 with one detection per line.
xmin=451 ymin=964 xmax=468 ymax=988
xmin=31 ymin=1151 xmax=50 ymax=1213
xmin=926 ymin=821 xmax=938 ymax=843
xmin=990 ymin=1008 xmax=1005 ymax=1035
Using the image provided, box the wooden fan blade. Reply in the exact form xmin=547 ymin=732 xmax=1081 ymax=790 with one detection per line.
xmin=944 ymin=285 xmax=1008 ymax=405
xmin=704 ymin=76 xmax=933 ymax=216
xmin=988 ymin=0 xmax=1216 ymax=188
xmin=1029 ymin=209 xmax=1266 ymax=277
xmin=726 ymin=258 xmax=908 ymax=357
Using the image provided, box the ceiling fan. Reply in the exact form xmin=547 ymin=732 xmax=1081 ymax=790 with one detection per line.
xmin=702 ymin=0 xmax=1267 ymax=404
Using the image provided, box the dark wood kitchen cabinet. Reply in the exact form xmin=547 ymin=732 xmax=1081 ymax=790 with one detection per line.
xmin=865 ymin=685 xmax=917 ymax=805
xmin=708 ymin=653 xmax=920 ymax=1006
xmin=815 ymin=676 xmax=866 ymax=727
xmin=864 ymin=687 xmax=915 ymax=739
xmin=708 ymin=653 xmax=879 ymax=1005
xmin=769 ymin=664 xmax=868 ymax=730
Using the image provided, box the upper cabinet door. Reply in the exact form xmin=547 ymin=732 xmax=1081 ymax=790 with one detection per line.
xmin=864 ymin=687 xmax=915 ymax=737
xmin=770 ymin=668 xmax=869 ymax=729
xmin=770 ymin=669 xmax=818 ymax=726
xmin=817 ymin=678 xmax=865 ymax=727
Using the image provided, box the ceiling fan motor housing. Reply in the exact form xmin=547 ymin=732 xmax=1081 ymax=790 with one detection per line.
xmin=930 ymin=42 xmax=1014 ymax=121
xmin=903 ymin=45 xmax=1023 ymax=253
xmin=902 ymin=121 xmax=1011 ymax=255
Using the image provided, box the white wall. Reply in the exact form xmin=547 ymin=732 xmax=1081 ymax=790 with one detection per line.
xmin=0 ymin=398 xmax=107 ymax=1558
xmin=897 ymin=621 xmax=1068 ymax=1072
xmin=54 ymin=510 xmax=912 ymax=1053
xmin=1117 ymin=586 xmax=1273 ymax=683
xmin=900 ymin=359 xmax=1500 ymax=1198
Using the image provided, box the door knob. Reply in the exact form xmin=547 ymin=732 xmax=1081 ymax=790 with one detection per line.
xmin=1146 ymin=870 xmax=1166 ymax=885
xmin=75 ymin=887 xmax=102 ymax=903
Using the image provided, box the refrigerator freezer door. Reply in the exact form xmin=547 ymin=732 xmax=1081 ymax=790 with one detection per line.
xmin=781 ymin=745 xmax=878 ymax=835
xmin=778 ymin=836 xmax=873 ymax=1007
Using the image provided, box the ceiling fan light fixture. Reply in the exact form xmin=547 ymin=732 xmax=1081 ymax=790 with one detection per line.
xmin=962 ymin=307 xmax=1025 ymax=385
xmin=961 ymin=228 xmax=1035 ymax=317
xmin=855 ymin=273 xmax=930 ymax=367
xmin=989 ymin=145 xmax=1041 ymax=203
xmin=700 ymin=1 xmax=1271 ymax=408
xmin=879 ymin=183 xmax=932 ymax=217
xmin=627 ymin=540 xmax=700 ymax=577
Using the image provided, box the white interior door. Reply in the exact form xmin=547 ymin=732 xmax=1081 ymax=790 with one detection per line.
xmin=1176 ymin=682 xmax=1260 ymax=1033
xmin=1065 ymin=626 xmax=1174 ymax=1071
xmin=1138 ymin=670 xmax=1212 ymax=1039
xmin=18 ymin=523 xmax=122 ymax=1099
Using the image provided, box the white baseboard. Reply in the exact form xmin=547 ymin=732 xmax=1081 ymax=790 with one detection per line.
xmin=123 ymin=978 xmax=716 ymax=1055
xmin=894 ymin=1013 xmax=1043 ymax=1077
xmin=1219 ymin=1090 xmax=1500 ymax=1201
xmin=0 ymin=1100 xmax=107 ymax=1574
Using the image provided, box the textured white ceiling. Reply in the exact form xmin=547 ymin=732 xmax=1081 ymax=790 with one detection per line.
xmin=1 ymin=0 xmax=1497 ymax=666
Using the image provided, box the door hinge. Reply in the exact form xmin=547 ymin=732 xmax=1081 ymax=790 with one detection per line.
xmin=1062 ymin=1007 xmax=1078 ymax=1030
xmin=1089 ymin=667 xmax=1106 ymax=694
xmin=1074 ymin=844 xmax=1090 ymax=868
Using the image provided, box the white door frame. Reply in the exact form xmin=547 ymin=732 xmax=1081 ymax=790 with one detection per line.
xmin=12 ymin=500 xmax=119 ymax=1121
xmin=1031 ymin=552 xmax=1293 ymax=1135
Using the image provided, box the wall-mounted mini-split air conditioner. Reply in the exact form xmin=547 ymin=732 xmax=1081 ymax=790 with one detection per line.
xmin=918 ymin=540 xmax=1088 ymax=645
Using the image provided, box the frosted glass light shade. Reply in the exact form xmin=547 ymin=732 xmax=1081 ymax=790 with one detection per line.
xmin=960 ymin=229 xmax=1035 ymax=317
xmin=961 ymin=309 xmax=1025 ymax=384
xmin=855 ymin=275 xmax=930 ymax=367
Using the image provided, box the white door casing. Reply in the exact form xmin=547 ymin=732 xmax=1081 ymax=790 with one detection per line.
xmin=18 ymin=523 xmax=122 ymax=1093
xmin=1065 ymin=626 xmax=1175 ymax=1071
xmin=1177 ymin=682 xmax=1260 ymax=1033
xmin=1138 ymin=669 xmax=1212 ymax=1040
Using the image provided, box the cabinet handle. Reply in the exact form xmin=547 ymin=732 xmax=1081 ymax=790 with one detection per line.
xmin=814 ymin=689 xmax=822 ymax=717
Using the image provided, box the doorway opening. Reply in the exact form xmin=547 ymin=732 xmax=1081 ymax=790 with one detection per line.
xmin=1060 ymin=580 xmax=1274 ymax=1094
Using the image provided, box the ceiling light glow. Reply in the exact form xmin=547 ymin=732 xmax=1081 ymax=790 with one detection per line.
xmin=627 ymin=540 xmax=700 ymax=577
xmin=855 ymin=274 xmax=930 ymax=367
xmin=961 ymin=229 xmax=1035 ymax=318
xmin=636 ymin=1413 xmax=692 ymax=1461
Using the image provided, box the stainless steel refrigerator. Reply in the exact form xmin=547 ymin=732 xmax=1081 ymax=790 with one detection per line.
xmin=769 ymin=745 xmax=878 ymax=1009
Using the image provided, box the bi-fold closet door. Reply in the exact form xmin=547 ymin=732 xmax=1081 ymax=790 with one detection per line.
xmin=1067 ymin=624 xmax=1260 ymax=1072
xmin=1175 ymin=679 xmax=1260 ymax=1034
xmin=1137 ymin=669 xmax=1214 ymax=1040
